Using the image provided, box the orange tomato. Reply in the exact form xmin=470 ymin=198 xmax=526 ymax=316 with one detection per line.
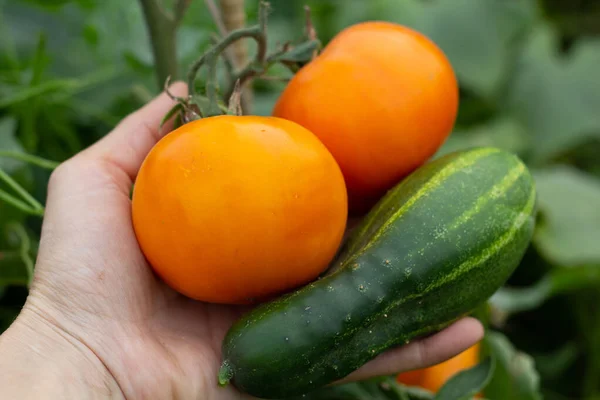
xmin=132 ymin=116 xmax=348 ymax=304
xmin=395 ymin=369 xmax=424 ymax=387
xmin=397 ymin=343 xmax=481 ymax=393
xmin=273 ymin=21 xmax=459 ymax=213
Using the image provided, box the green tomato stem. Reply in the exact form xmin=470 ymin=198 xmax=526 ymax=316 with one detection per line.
xmin=139 ymin=0 xmax=191 ymax=88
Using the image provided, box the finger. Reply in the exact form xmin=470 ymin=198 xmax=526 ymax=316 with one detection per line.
xmin=41 ymin=83 xmax=187 ymax=245
xmin=336 ymin=317 xmax=484 ymax=384
xmin=78 ymin=81 xmax=187 ymax=188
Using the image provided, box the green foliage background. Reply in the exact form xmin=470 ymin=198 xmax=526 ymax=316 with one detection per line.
xmin=1 ymin=0 xmax=600 ymax=399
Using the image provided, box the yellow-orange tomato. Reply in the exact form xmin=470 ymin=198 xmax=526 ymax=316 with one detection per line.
xmin=132 ymin=116 xmax=348 ymax=304
xmin=397 ymin=343 xmax=481 ymax=393
xmin=273 ymin=22 xmax=459 ymax=213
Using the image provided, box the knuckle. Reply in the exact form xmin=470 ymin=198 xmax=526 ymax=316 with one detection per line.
xmin=48 ymin=160 xmax=71 ymax=188
xmin=48 ymin=157 xmax=89 ymax=189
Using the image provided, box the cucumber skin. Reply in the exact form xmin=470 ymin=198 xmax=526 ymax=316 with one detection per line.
xmin=219 ymin=147 xmax=537 ymax=399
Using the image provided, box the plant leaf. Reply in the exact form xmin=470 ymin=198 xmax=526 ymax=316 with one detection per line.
xmin=344 ymin=0 xmax=539 ymax=99
xmin=437 ymin=117 xmax=529 ymax=158
xmin=433 ymin=357 xmax=495 ymax=400
xmin=483 ymin=332 xmax=542 ymax=400
xmin=491 ymin=265 xmax=600 ymax=314
xmin=273 ymin=40 xmax=321 ymax=63
xmin=532 ymin=342 xmax=579 ymax=380
xmin=160 ymin=103 xmax=183 ymax=128
xmin=533 ymin=166 xmax=600 ymax=265
xmin=507 ymin=23 xmax=600 ymax=162
xmin=0 ymin=79 xmax=76 ymax=109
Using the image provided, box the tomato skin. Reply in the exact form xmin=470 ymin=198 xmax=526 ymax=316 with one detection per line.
xmin=397 ymin=343 xmax=480 ymax=393
xmin=273 ymin=21 xmax=459 ymax=213
xmin=132 ymin=116 xmax=348 ymax=304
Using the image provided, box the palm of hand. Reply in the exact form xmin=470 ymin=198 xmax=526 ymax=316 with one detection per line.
xmin=28 ymin=150 xmax=249 ymax=399
xmin=24 ymin=84 xmax=482 ymax=400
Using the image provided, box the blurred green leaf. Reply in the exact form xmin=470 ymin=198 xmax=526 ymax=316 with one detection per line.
xmin=82 ymin=23 xmax=99 ymax=47
xmin=177 ymin=25 xmax=212 ymax=71
xmin=483 ymin=332 xmax=542 ymax=400
xmin=0 ymin=118 xmax=25 ymax=173
xmin=5 ymin=223 xmax=34 ymax=283
xmin=2 ymin=0 xmax=152 ymax=113
xmin=491 ymin=265 xmax=600 ymax=314
xmin=533 ymin=342 xmax=579 ymax=380
xmin=19 ymin=0 xmax=74 ymax=11
xmin=20 ymin=32 xmax=48 ymax=151
xmin=0 ymin=250 xmax=29 ymax=286
xmin=507 ymin=24 xmax=600 ymax=162
xmin=0 ymin=79 xmax=77 ymax=108
xmin=438 ymin=117 xmax=530 ymax=158
xmin=293 ymin=375 xmax=436 ymax=400
xmin=0 ymin=7 xmax=21 ymax=84
xmin=253 ymin=89 xmax=286 ymax=116
xmin=434 ymin=358 xmax=495 ymax=400
xmin=533 ymin=166 xmax=600 ymax=265
xmin=273 ymin=40 xmax=321 ymax=63
xmin=374 ymin=0 xmax=539 ymax=99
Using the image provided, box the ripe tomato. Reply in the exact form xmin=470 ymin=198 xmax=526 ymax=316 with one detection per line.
xmin=397 ymin=343 xmax=480 ymax=393
xmin=273 ymin=22 xmax=459 ymax=213
xmin=132 ymin=116 xmax=348 ymax=304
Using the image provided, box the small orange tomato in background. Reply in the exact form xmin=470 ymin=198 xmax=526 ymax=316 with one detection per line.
xmin=132 ymin=116 xmax=348 ymax=304
xmin=274 ymin=21 xmax=459 ymax=214
xmin=397 ymin=343 xmax=481 ymax=393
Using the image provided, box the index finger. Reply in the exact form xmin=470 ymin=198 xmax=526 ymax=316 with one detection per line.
xmin=335 ymin=317 xmax=484 ymax=384
xmin=78 ymin=81 xmax=188 ymax=191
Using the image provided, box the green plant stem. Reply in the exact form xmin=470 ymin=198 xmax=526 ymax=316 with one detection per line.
xmin=7 ymin=223 xmax=34 ymax=284
xmin=187 ymin=27 xmax=262 ymax=116
xmin=0 ymin=151 xmax=59 ymax=170
xmin=187 ymin=2 xmax=269 ymax=116
xmin=174 ymin=0 xmax=192 ymax=22
xmin=224 ymin=2 xmax=269 ymax=98
xmin=0 ymin=169 xmax=44 ymax=212
xmin=139 ymin=0 xmax=190 ymax=88
xmin=0 ymin=189 xmax=43 ymax=216
xmin=207 ymin=0 xmax=252 ymax=112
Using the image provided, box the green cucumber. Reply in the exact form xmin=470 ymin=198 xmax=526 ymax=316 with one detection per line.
xmin=218 ymin=147 xmax=536 ymax=398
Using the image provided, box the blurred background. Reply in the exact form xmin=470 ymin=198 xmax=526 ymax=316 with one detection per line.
xmin=1 ymin=0 xmax=600 ymax=399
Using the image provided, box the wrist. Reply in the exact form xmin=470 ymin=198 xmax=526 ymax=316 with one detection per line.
xmin=0 ymin=307 xmax=124 ymax=399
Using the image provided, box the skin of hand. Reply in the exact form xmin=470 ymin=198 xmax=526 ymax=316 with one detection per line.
xmin=0 ymin=83 xmax=484 ymax=399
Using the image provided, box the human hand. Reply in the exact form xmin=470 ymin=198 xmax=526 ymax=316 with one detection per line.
xmin=0 ymin=84 xmax=483 ymax=399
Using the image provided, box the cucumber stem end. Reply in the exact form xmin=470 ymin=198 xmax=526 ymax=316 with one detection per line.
xmin=218 ymin=361 xmax=233 ymax=386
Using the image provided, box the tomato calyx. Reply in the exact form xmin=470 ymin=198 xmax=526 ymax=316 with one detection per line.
xmin=161 ymin=1 xmax=322 ymax=127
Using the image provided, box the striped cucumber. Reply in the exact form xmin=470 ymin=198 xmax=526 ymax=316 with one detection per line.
xmin=218 ymin=147 xmax=536 ymax=398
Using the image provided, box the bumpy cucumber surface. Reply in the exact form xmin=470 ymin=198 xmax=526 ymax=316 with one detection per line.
xmin=219 ymin=147 xmax=536 ymax=399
